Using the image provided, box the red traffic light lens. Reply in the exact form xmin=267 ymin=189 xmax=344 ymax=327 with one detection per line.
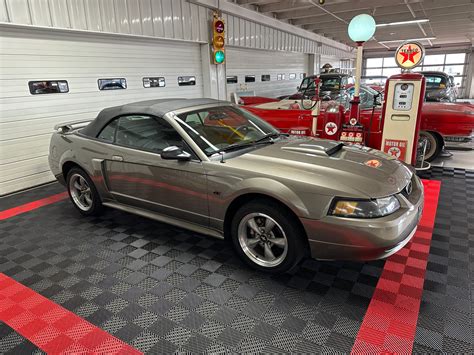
xmin=215 ymin=20 xmax=224 ymax=33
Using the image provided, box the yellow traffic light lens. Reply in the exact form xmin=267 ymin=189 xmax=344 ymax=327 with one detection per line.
xmin=215 ymin=51 xmax=225 ymax=64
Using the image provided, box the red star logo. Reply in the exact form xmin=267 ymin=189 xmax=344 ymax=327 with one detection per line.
xmin=388 ymin=147 xmax=401 ymax=157
xmin=365 ymin=160 xmax=381 ymax=168
xmin=400 ymin=45 xmax=419 ymax=64
xmin=326 ymin=123 xmax=336 ymax=133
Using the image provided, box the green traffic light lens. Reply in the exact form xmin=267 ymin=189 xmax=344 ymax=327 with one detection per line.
xmin=215 ymin=50 xmax=225 ymax=63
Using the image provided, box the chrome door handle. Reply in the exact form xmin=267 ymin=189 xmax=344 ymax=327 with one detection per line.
xmin=112 ymin=155 xmax=123 ymax=161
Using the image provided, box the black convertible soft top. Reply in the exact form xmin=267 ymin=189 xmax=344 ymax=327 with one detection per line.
xmin=81 ymin=98 xmax=228 ymax=137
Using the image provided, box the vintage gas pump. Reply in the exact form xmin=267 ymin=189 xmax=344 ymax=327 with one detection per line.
xmin=379 ymin=41 xmax=427 ymax=168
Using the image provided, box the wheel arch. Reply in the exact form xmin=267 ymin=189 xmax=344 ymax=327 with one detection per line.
xmin=223 ymin=193 xmax=309 ymax=252
xmin=62 ymin=160 xmax=83 ymax=179
xmin=421 ymin=129 xmax=444 ymax=147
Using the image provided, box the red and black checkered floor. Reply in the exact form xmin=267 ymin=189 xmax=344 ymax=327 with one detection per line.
xmin=0 ymin=167 xmax=472 ymax=353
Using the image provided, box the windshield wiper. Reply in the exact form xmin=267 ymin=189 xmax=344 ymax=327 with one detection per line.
xmin=253 ymin=132 xmax=289 ymax=144
xmin=211 ymin=133 xmax=287 ymax=155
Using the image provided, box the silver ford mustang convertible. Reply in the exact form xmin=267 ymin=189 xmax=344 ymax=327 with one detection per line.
xmin=49 ymin=98 xmax=424 ymax=273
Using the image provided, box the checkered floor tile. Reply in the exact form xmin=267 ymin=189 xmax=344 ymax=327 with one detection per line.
xmin=414 ymin=167 xmax=473 ymax=353
xmin=0 ymin=321 xmax=44 ymax=354
xmin=0 ymin=167 xmax=472 ymax=353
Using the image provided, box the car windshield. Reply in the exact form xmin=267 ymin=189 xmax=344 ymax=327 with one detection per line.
xmin=175 ymin=105 xmax=280 ymax=156
xmin=424 ymin=75 xmax=447 ymax=89
xmin=299 ymin=76 xmax=342 ymax=92
xmin=346 ymin=86 xmax=382 ymax=109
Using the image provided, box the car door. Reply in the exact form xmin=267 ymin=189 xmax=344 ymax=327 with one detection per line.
xmin=98 ymin=114 xmax=209 ymax=226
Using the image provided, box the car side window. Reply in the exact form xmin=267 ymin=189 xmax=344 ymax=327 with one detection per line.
xmin=185 ymin=113 xmax=204 ymax=126
xmin=97 ymin=119 xmax=118 ymax=142
xmin=114 ymin=115 xmax=183 ymax=153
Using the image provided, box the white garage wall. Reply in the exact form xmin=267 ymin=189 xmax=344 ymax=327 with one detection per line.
xmin=0 ymin=28 xmax=203 ymax=195
xmin=0 ymin=0 xmax=355 ymax=195
xmin=226 ymin=47 xmax=309 ymax=98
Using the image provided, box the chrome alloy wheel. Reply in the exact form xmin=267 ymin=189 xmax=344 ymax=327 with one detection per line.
xmin=69 ymin=173 xmax=93 ymax=211
xmin=237 ymin=213 xmax=288 ymax=267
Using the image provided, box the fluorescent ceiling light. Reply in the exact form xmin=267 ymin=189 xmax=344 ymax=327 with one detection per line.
xmin=376 ymin=19 xmax=429 ymax=27
xmin=378 ymin=37 xmax=436 ymax=44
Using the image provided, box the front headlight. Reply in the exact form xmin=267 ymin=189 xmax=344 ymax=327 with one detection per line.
xmin=329 ymin=196 xmax=400 ymax=218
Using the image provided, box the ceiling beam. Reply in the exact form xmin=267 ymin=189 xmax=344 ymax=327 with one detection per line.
xmin=299 ymin=4 xmax=470 ymax=28
xmin=259 ymin=0 xmax=313 ymax=13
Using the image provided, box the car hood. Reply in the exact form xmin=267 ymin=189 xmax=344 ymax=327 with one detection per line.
xmin=226 ymin=136 xmax=412 ymax=198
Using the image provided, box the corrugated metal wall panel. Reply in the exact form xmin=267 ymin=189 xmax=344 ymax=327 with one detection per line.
xmin=0 ymin=0 xmax=9 ymax=22
xmin=29 ymin=0 xmax=51 ymax=27
xmin=6 ymin=0 xmax=30 ymax=24
xmin=0 ymin=0 xmax=355 ymax=58
xmin=0 ymin=28 xmax=203 ymax=195
xmin=226 ymin=47 xmax=308 ymax=98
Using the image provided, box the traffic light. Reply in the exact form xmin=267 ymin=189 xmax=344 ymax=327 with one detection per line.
xmin=212 ymin=12 xmax=225 ymax=64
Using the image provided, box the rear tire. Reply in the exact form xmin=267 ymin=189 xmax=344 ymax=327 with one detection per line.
xmin=230 ymin=199 xmax=307 ymax=273
xmin=66 ymin=167 xmax=103 ymax=216
xmin=419 ymin=131 xmax=442 ymax=162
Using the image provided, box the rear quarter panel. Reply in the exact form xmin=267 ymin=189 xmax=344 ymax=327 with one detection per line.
xmin=420 ymin=103 xmax=474 ymax=137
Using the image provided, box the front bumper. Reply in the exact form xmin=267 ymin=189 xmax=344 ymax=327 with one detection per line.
xmin=444 ymin=135 xmax=474 ymax=150
xmin=302 ymin=175 xmax=424 ymax=261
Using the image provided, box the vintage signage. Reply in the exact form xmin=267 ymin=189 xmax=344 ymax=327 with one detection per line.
xmin=383 ymin=139 xmax=408 ymax=160
xmin=395 ymin=41 xmax=425 ymax=70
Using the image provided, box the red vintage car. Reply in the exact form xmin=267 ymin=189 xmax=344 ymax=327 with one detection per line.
xmin=240 ymin=84 xmax=474 ymax=161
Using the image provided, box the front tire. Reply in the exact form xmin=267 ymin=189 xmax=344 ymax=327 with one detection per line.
xmin=230 ymin=199 xmax=307 ymax=273
xmin=67 ymin=167 xmax=103 ymax=216
xmin=419 ymin=131 xmax=442 ymax=162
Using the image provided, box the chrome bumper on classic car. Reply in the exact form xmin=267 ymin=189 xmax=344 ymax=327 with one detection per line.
xmin=302 ymin=176 xmax=424 ymax=261
xmin=444 ymin=134 xmax=474 ymax=150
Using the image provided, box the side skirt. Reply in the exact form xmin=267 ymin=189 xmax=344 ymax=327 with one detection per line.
xmin=102 ymin=201 xmax=224 ymax=240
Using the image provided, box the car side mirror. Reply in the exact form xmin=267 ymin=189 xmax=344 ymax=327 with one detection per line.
xmin=161 ymin=146 xmax=192 ymax=161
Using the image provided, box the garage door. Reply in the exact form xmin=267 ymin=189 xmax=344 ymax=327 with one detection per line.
xmin=0 ymin=28 xmax=203 ymax=195
xmin=226 ymin=47 xmax=309 ymax=99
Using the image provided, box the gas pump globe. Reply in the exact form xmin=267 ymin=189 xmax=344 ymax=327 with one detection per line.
xmin=347 ymin=14 xmax=376 ymax=127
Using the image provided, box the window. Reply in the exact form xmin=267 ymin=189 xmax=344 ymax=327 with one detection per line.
xmin=425 ymin=75 xmax=447 ymax=89
xmin=261 ymin=75 xmax=270 ymax=82
xmin=366 ymin=58 xmax=383 ymax=68
xmin=226 ymin=76 xmax=238 ymax=84
xmin=98 ymin=115 xmax=182 ymax=153
xmin=382 ymin=67 xmax=400 ymax=77
xmin=423 ymin=54 xmax=444 ymax=65
xmin=277 ymin=74 xmax=285 ymax=81
xmin=245 ymin=75 xmax=256 ymax=83
xmin=29 ymin=80 xmax=69 ymax=95
xmin=444 ymin=65 xmax=464 ymax=76
xmin=98 ymin=119 xmax=117 ymax=142
xmin=365 ymin=68 xmax=383 ymax=76
xmin=445 ymin=53 xmax=465 ymax=64
xmin=98 ymin=78 xmax=127 ymax=90
xmin=178 ymin=76 xmax=196 ymax=86
xmin=143 ymin=77 xmax=165 ymax=88
xmin=175 ymin=106 xmax=277 ymax=156
xmin=289 ymin=73 xmax=296 ymax=80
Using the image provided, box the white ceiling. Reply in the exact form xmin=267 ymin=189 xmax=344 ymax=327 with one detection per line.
xmin=231 ymin=0 xmax=474 ymax=50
